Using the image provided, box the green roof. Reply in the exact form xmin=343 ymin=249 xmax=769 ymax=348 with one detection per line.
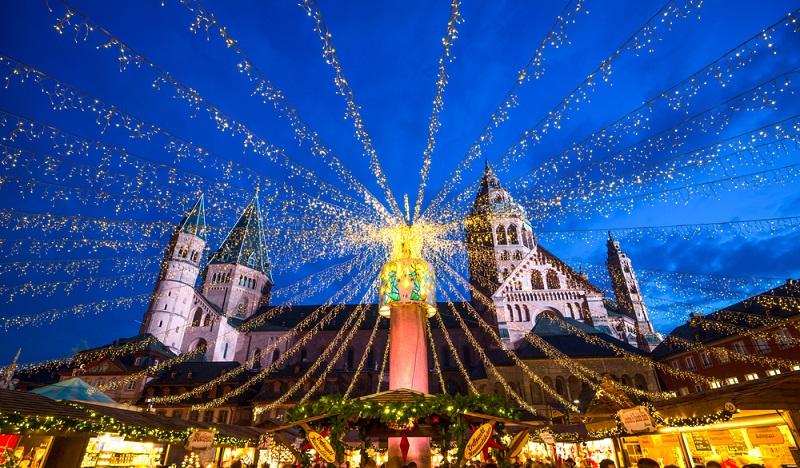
xmin=209 ymin=193 xmax=273 ymax=279
xmin=178 ymin=195 xmax=207 ymax=241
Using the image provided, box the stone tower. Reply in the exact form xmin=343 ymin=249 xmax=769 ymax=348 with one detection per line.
xmin=465 ymin=163 xmax=610 ymax=348
xmin=141 ymin=196 xmax=207 ymax=353
xmin=606 ymin=233 xmax=660 ymax=351
xmin=201 ymin=191 xmax=274 ymax=319
xmin=465 ymin=162 xmax=536 ymax=309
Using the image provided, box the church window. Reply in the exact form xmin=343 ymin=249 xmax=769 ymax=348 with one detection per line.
xmin=555 ymin=377 xmax=565 ymax=396
xmin=507 ymin=305 xmax=514 ymax=322
xmin=180 ymin=246 xmax=188 ymax=258
xmin=522 ymin=226 xmax=531 ymax=248
xmin=194 ymin=339 xmax=208 ymax=357
xmin=512 ymin=250 xmax=522 ymax=260
xmin=272 ymin=349 xmax=280 ymax=364
xmin=524 ymin=305 xmax=530 ymax=321
xmin=192 ymin=309 xmax=202 ymax=326
xmin=223 ymin=342 xmax=229 ymax=359
xmin=546 ymin=269 xmax=561 ymax=289
xmin=225 ymin=273 xmax=231 ymax=282
xmin=624 ymin=264 xmax=630 ymax=273
xmin=203 ymin=314 xmax=211 ymax=327
xmin=531 ymin=270 xmax=544 ymax=289
xmin=566 ymin=303 xmax=574 ymax=317
xmin=238 ymin=275 xmax=243 ymax=286
xmin=515 ymin=304 xmax=522 ymax=322
xmin=500 ymin=251 xmax=510 ymax=261
xmin=507 ymin=225 xmax=519 ymax=244
xmin=163 ymin=304 xmax=168 ymax=310
xmin=502 ymin=268 xmax=509 ymax=280
xmin=158 ymin=320 xmax=163 ymax=327
xmin=462 ymin=345 xmax=471 ymax=367
xmin=495 ymin=226 xmax=507 ymax=245
xmin=630 ymin=284 xmax=638 ymax=294
xmin=191 ymin=251 xmax=198 ymax=262
xmin=346 ymin=349 xmax=354 ymax=369
xmin=237 ymin=300 xmax=248 ymax=317
xmin=300 ymin=348 xmax=308 ymax=361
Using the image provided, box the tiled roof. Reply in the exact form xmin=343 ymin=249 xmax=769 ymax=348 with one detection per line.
xmin=651 ymin=279 xmax=800 ymax=359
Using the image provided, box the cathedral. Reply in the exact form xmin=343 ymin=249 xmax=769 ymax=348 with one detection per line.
xmin=139 ymin=163 xmax=660 ymax=372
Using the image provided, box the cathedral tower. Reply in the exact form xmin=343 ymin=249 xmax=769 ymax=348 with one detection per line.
xmin=606 ymin=233 xmax=660 ymax=351
xmin=465 ymin=162 xmax=536 ymax=306
xmin=465 ymin=163 xmax=611 ymax=348
xmin=141 ymin=196 xmax=207 ymax=353
xmin=201 ymin=191 xmax=274 ymax=319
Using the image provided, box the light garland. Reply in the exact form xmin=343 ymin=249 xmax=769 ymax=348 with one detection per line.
xmin=412 ymin=0 xmax=462 ymax=223
xmin=432 ymin=309 xmax=478 ymax=395
xmin=424 ymin=0 xmax=704 ymax=221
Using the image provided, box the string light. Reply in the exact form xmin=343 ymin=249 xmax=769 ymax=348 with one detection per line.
xmin=412 ymin=0 xmax=462 ymax=223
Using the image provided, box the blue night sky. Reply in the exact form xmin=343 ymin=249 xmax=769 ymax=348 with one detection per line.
xmin=0 ymin=0 xmax=799 ymax=364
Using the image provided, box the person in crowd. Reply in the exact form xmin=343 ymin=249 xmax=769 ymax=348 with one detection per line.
xmin=719 ymin=452 xmax=739 ymax=468
xmin=637 ymin=458 xmax=660 ymax=468
xmin=599 ymin=458 xmax=616 ymax=468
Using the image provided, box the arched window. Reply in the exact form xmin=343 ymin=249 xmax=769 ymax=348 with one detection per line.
xmin=531 ymin=270 xmax=544 ymax=289
xmin=191 ymin=251 xmax=198 ymax=262
xmin=236 ymin=300 xmax=248 ymax=317
xmin=555 ymin=377 xmax=565 ymax=396
xmin=631 ymin=284 xmax=638 ymax=294
xmin=272 ymin=349 xmax=280 ymax=364
xmin=515 ymin=304 xmax=522 ymax=322
xmin=180 ymin=246 xmax=188 ymax=258
xmin=495 ymin=225 xmax=507 ymax=245
xmin=192 ymin=309 xmax=202 ymax=327
xmin=300 ymin=348 xmax=308 ymax=361
xmin=523 ymin=305 xmax=530 ymax=321
xmin=193 ymin=339 xmax=208 ymax=358
xmin=507 ymin=225 xmax=519 ymax=244
xmin=203 ymin=314 xmax=211 ymax=327
xmin=462 ymin=345 xmax=471 ymax=367
xmin=546 ymin=269 xmax=561 ymax=289
xmin=512 ymin=250 xmax=522 ymax=260
xmin=522 ymin=226 xmax=531 ymax=249
xmin=500 ymin=251 xmax=510 ymax=261
xmin=507 ymin=304 xmax=514 ymax=322
xmin=502 ymin=268 xmax=509 ymax=280
xmin=252 ymin=349 xmax=262 ymax=369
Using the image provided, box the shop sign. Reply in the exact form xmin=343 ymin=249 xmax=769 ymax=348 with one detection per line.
xmin=660 ymin=434 xmax=680 ymax=447
xmin=465 ymin=423 xmax=494 ymax=459
xmin=540 ymin=432 xmax=556 ymax=445
xmin=186 ymin=430 xmax=215 ymax=449
xmin=506 ymin=430 xmax=530 ymax=460
xmin=307 ymin=431 xmax=336 ymax=464
xmin=747 ymin=427 xmax=784 ymax=445
xmin=618 ymin=406 xmax=655 ymax=433
xmin=707 ymin=430 xmax=735 ymax=446
xmin=638 ymin=436 xmax=655 ymax=448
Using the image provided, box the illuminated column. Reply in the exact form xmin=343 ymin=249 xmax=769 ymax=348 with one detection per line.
xmin=379 ymin=255 xmax=437 ymax=468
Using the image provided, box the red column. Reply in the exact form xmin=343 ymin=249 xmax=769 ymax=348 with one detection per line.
xmin=387 ymin=303 xmax=431 ymax=468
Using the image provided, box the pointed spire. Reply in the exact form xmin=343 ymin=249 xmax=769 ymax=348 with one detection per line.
xmin=178 ymin=195 xmax=207 ymax=241
xmin=209 ymin=192 xmax=273 ymax=280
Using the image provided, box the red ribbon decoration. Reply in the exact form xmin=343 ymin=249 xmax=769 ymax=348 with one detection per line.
xmin=400 ymin=431 xmax=410 ymax=462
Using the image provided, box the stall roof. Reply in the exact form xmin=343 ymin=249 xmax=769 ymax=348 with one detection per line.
xmin=30 ymin=377 xmax=118 ymax=404
xmin=75 ymin=402 xmax=263 ymax=444
xmin=0 ymin=388 xmax=94 ymax=422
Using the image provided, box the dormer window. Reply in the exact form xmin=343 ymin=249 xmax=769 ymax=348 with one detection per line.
xmin=134 ymin=356 xmax=142 ymax=366
xmin=187 ymin=371 xmax=194 ymax=379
